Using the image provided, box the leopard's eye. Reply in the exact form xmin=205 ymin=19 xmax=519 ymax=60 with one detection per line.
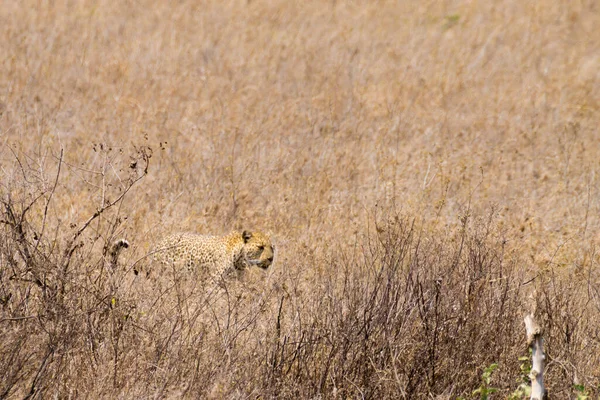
xmin=258 ymin=245 xmax=265 ymax=251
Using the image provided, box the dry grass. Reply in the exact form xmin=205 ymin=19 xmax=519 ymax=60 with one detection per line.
xmin=1 ymin=0 xmax=600 ymax=398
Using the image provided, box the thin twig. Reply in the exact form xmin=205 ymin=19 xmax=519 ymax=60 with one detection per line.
xmin=23 ymin=347 xmax=54 ymax=400
xmin=34 ymin=148 xmax=63 ymax=253
xmin=61 ymin=156 xmax=149 ymax=271
xmin=0 ymin=315 xmax=37 ymax=324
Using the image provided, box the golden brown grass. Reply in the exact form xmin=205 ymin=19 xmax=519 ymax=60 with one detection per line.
xmin=1 ymin=0 xmax=599 ymax=398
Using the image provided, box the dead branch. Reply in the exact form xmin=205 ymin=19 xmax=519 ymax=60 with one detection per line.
xmin=61 ymin=147 xmax=150 ymax=272
xmin=524 ymin=314 xmax=547 ymax=400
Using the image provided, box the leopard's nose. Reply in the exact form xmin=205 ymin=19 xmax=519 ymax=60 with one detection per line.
xmin=267 ymin=256 xmax=274 ymax=263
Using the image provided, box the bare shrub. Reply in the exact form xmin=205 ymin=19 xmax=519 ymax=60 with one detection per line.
xmin=248 ymin=211 xmax=525 ymax=398
xmin=0 ymin=145 xmax=150 ymax=398
xmin=1 ymin=146 xmax=599 ymax=398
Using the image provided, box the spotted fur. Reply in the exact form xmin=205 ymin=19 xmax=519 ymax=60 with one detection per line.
xmin=153 ymin=230 xmax=274 ymax=282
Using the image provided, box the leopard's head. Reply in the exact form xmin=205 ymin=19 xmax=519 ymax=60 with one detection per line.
xmin=241 ymin=230 xmax=274 ymax=270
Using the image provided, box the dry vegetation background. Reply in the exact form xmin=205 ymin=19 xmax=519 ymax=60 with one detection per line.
xmin=1 ymin=0 xmax=600 ymax=398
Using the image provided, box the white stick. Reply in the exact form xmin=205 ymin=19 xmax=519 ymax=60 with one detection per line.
xmin=524 ymin=314 xmax=547 ymax=400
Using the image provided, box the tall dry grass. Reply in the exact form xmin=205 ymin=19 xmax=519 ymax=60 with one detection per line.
xmin=1 ymin=0 xmax=599 ymax=398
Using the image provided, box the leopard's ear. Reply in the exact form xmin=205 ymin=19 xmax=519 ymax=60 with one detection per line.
xmin=242 ymin=230 xmax=253 ymax=243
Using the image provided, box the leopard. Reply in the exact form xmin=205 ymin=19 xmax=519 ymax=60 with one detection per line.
xmin=152 ymin=230 xmax=274 ymax=284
